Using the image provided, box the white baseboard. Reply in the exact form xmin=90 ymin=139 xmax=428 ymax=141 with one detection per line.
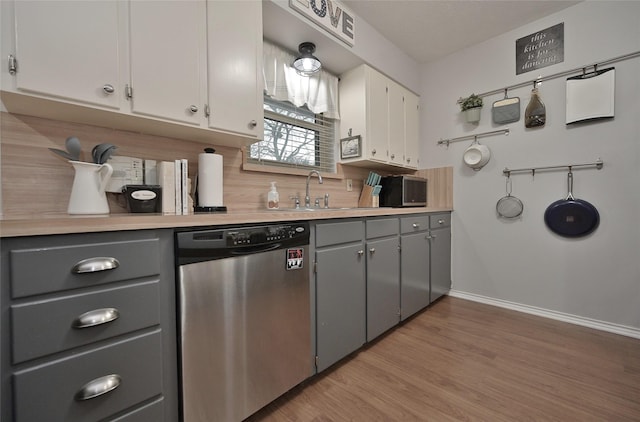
xmin=447 ymin=290 xmax=640 ymax=340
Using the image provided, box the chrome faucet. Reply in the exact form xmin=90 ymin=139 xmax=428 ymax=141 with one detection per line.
xmin=305 ymin=170 xmax=323 ymax=208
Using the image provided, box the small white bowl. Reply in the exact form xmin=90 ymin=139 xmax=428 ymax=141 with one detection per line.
xmin=463 ymin=143 xmax=491 ymax=170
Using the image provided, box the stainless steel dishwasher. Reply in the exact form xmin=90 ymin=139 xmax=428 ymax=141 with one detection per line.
xmin=175 ymin=222 xmax=312 ymax=422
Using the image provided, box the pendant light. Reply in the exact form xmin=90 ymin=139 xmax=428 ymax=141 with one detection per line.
xmin=293 ymin=42 xmax=322 ymax=76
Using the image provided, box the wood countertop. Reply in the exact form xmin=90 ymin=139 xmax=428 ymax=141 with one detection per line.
xmin=0 ymin=207 xmax=453 ymax=238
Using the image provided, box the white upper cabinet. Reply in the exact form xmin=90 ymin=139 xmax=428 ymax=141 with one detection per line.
xmin=404 ymin=90 xmax=420 ymax=169
xmin=11 ymin=1 xmax=124 ymax=110
xmin=206 ymin=0 xmax=263 ymax=139
xmin=366 ymin=68 xmax=390 ymax=163
xmin=339 ymin=64 xmax=420 ymax=171
xmin=387 ymin=80 xmax=405 ymax=167
xmin=1 ymin=0 xmax=263 ymax=146
xmin=129 ymin=0 xmax=207 ymax=125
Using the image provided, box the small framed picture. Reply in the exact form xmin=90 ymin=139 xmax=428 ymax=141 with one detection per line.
xmin=340 ymin=135 xmax=361 ymax=159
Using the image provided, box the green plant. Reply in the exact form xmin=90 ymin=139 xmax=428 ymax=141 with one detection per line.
xmin=459 ymin=94 xmax=483 ymax=111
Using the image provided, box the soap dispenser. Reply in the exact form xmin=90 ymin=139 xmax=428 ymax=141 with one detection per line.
xmin=267 ymin=181 xmax=279 ymax=209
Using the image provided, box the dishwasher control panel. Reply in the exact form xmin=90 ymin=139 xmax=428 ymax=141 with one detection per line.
xmin=176 ymin=222 xmax=310 ymax=264
xmin=226 ymin=223 xmax=307 ymax=246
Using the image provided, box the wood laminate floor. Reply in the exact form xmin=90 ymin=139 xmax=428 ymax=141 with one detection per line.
xmin=248 ymin=296 xmax=640 ymax=421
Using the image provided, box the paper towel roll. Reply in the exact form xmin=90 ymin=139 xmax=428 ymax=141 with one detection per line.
xmin=198 ymin=152 xmax=223 ymax=207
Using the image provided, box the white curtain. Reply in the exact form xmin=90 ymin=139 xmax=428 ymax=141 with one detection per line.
xmin=263 ymin=40 xmax=340 ymax=120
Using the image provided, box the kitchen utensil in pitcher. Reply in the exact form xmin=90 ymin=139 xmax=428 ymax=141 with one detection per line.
xmin=65 ymin=136 xmax=82 ymax=161
xmin=496 ymin=174 xmax=523 ymax=218
xmin=67 ymin=160 xmax=113 ymax=215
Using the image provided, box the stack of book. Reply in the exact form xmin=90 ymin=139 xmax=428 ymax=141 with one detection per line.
xmin=157 ymin=159 xmax=193 ymax=214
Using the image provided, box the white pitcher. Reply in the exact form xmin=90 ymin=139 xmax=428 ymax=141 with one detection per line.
xmin=67 ymin=160 xmax=113 ymax=215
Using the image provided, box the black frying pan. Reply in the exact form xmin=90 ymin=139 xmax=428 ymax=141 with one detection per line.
xmin=544 ymin=171 xmax=599 ymax=238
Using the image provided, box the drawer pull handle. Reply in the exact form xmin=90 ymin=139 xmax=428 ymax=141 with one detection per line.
xmin=438 ymin=219 xmax=445 ymax=225
xmin=412 ymin=223 xmax=420 ymax=229
xmin=75 ymin=374 xmax=121 ymax=401
xmin=73 ymin=308 xmax=120 ymax=329
xmin=71 ymin=257 xmax=120 ymax=274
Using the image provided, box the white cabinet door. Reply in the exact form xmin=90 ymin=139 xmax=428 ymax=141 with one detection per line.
xmin=206 ymin=0 xmax=262 ymax=138
xmin=129 ymin=0 xmax=207 ymax=125
xmin=13 ymin=1 xmax=123 ymax=109
xmin=388 ymin=80 xmax=405 ymax=166
xmin=404 ymin=90 xmax=420 ymax=169
xmin=366 ymin=68 xmax=389 ymax=162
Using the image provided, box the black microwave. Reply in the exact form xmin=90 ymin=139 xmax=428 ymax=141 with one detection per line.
xmin=379 ymin=176 xmax=427 ymax=207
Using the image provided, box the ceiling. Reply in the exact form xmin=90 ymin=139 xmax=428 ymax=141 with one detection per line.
xmin=263 ymin=1 xmax=581 ymax=76
xmin=342 ymin=0 xmax=581 ymax=64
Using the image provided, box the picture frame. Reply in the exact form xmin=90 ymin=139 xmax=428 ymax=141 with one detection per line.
xmin=340 ymin=135 xmax=362 ymax=159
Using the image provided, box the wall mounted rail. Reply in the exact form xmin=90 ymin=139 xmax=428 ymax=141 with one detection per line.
xmin=503 ymin=158 xmax=604 ymax=177
xmin=437 ymin=129 xmax=509 ymax=147
xmin=457 ymin=50 xmax=640 ymax=103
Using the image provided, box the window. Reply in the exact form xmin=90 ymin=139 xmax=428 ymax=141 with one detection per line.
xmin=247 ymin=96 xmax=335 ymax=173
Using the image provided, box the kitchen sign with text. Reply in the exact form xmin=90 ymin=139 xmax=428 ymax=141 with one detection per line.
xmin=290 ymin=0 xmax=355 ymax=46
xmin=516 ymin=23 xmax=564 ymax=75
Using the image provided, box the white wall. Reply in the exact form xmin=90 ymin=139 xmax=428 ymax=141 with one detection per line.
xmin=420 ymin=2 xmax=640 ymax=330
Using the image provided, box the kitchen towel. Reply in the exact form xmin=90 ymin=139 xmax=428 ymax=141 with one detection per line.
xmin=198 ymin=152 xmax=223 ymax=207
xmin=566 ymin=67 xmax=615 ymax=124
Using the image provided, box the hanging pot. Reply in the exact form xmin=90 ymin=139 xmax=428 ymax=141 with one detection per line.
xmin=462 ymin=138 xmax=491 ymax=171
xmin=544 ymin=171 xmax=599 ymax=237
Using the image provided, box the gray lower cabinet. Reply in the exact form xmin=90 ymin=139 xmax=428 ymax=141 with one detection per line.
xmin=0 ymin=230 xmax=178 ymax=422
xmin=429 ymin=213 xmax=452 ymax=302
xmin=314 ymin=220 xmax=366 ymax=373
xmin=400 ymin=214 xmax=431 ymax=320
xmin=365 ymin=217 xmax=400 ymax=341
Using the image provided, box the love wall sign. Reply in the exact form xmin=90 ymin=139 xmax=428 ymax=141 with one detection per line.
xmin=290 ymin=0 xmax=355 ymax=46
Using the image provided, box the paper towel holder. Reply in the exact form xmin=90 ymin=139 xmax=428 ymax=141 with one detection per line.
xmin=194 ymin=147 xmax=227 ymax=213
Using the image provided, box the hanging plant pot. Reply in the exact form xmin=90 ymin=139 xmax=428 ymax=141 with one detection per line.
xmin=464 ymin=107 xmax=482 ymax=123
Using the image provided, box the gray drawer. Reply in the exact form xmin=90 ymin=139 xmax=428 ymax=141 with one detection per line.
xmin=366 ymin=217 xmax=399 ymax=239
xmin=430 ymin=213 xmax=451 ymax=228
xmin=11 ymin=280 xmax=160 ymax=364
xmin=400 ymin=215 xmax=429 ymax=233
xmin=110 ymin=397 xmax=164 ymax=422
xmin=10 ymin=238 xmax=160 ymax=298
xmin=315 ymin=220 xmax=364 ymax=247
xmin=13 ymin=330 xmax=163 ymax=422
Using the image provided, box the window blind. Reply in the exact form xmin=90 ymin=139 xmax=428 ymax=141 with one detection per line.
xmin=248 ymin=96 xmax=336 ymax=172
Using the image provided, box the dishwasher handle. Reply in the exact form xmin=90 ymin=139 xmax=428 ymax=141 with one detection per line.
xmin=229 ymin=243 xmax=281 ymax=256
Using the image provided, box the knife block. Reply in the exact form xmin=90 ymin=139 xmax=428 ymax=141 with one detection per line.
xmin=358 ymin=185 xmax=377 ymax=208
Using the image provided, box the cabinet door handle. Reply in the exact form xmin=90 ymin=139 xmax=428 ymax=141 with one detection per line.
xmin=369 ymin=248 xmax=376 ymax=254
xmin=390 ymin=154 xmax=395 ymax=159
xmin=249 ymin=120 xmax=257 ymax=128
xmin=71 ymin=257 xmax=120 ymax=274
xmin=8 ymin=54 xmax=17 ymax=74
xmin=75 ymin=374 xmax=121 ymax=401
xmin=357 ymin=250 xmax=364 ymax=256
xmin=371 ymin=149 xmax=376 ymax=156
xmin=406 ymin=157 xmax=411 ymax=163
xmin=189 ymin=105 xmax=198 ymax=113
xmin=412 ymin=223 xmax=420 ymax=229
xmin=102 ymin=84 xmax=115 ymax=94
xmin=73 ymin=308 xmax=119 ymax=329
